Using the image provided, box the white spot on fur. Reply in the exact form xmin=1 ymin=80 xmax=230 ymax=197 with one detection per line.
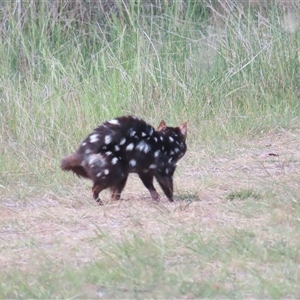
xmin=104 ymin=169 xmax=109 ymax=175
xmin=154 ymin=150 xmax=160 ymax=157
xmin=85 ymin=149 xmax=91 ymax=154
xmin=96 ymin=172 xmax=102 ymax=177
xmin=136 ymin=141 xmax=150 ymax=153
xmin=88 ymin=156 xmax=96 ymax=165
xmin=170 ymin=151 xmax=174 ymax=155
xmin=106 ymin=151 xmax=112 ymax=156
xmin=169 ymin=136 xmax=174 ymax=142
xmin=149 ymin=128 xmax=154 ymax=135
xmin=166 ymin=168 xmax=170 ymax=174
xmin=126 ymin=143 xmax=134 ymax=151
xmin=112 ymin=157 xmax=118 ymax=165
xmin=160 ymin=136 xmax=164 ymax=141
xmin=129 ymin=159 xmax=136 ymax=167
xmin=154 ymin=137 xmax=158 ymax=142
xmin=88 ymin=154 xmax=103 ymax=165
xmin=175 ymin=148 xmax=180 ymax=153
xmin=149 ymin=164 xmax=156 ymax=169
xmin=114 ymin=145 xmax=120 ymax=151
xmin=168 ymin=157 xmax=173 ymax=163
xmin=141 ymin=132 xmax=147 ymax=137
xmin=120 ymin=138 xmax=126 ymax=145
xmin=90 ymin=134 xmax=99 ymax=143
xmin=130 ymin=130 xmax=136 ymax=137
xmin=82 ymin=142 xmax=86 ymax=146
xmin=109 ymin=119 xmax=120 ymax=125
xmin=105 ymin=135 xmax=112 ymax=144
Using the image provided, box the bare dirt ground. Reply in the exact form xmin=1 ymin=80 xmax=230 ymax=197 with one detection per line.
xmin=1 ymin=128 xmax=299 ymax=272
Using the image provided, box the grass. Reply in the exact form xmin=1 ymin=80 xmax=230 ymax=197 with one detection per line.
xmin=227 ymin=189 xmax=261 ymax=200
xmin=1 ymin=1 xmax=300 ymax=298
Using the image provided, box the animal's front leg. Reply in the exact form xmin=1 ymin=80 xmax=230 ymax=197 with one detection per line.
xmin=138 ymin=173 xmax=160 ymax=201
xmin=110 ymin=175 xmax=128 ymax=200
xmin=155 ymin=174 xmax=174 ymax=202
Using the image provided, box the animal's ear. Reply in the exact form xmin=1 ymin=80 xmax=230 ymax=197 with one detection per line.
xmin=157 ymin=120 xmax=167 ymax=131
xmin=179 ymin=122 xmax=187 ymax=140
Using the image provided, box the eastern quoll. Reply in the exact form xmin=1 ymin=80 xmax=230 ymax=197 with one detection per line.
xmin=61 ymin=116 xmax=187 ymax=204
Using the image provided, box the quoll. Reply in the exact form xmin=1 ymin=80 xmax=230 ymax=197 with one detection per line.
xmin=61 ymin=116 xmax=187 ymax=204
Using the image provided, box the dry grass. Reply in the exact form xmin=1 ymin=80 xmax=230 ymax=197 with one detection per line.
xmin=1 ymin=129 xmax=300 ymax=298
xmin=1 ymin=2 xmax=300 ymax=297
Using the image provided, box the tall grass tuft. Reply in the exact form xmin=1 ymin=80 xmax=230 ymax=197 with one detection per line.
xmin=1 ymin=1 xmax=300 ymax=186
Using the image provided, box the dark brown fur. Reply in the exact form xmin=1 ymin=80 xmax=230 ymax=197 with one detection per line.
xmin=61 ymin=116 xmax=187 ymax=204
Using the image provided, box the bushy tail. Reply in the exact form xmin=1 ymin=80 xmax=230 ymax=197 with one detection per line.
xmin=61 ymin=153 xmax=82 ymax=170
xmin=61 ymin=153 xmax=89 ymax=178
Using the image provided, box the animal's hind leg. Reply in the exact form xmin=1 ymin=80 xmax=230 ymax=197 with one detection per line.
xmin=138 ymin=173 xmax=160 ymax=201
xmin=93 ymin=170 xmax=127 ymax=204
xmin=110 ymin=175 xmax=128 ymax=200
xmin=92 ymin=183 xmax=106 ymax=205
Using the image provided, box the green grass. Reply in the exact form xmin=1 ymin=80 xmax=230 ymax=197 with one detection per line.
xmin=1 ymin=205 xmax=300 ymax=298
xmin=1 ymin=1 xmax=300 ymax=298
xmin=2 ymin=4 xmax=300 ymax=180
xmin=227 ymin=189 xmax=261 ymax=201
